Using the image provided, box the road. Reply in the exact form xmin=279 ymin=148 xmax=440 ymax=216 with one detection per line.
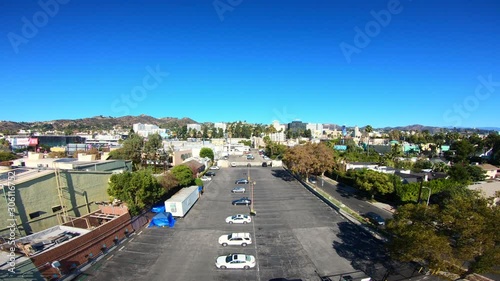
xmin=309 ymin=177 xmax=394 ymax=221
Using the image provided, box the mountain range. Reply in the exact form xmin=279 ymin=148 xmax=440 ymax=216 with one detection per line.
xmin=0 ymin=115 xmax=498 ymax=134
xmin=0 ymin=115 xmax=197 ymax=134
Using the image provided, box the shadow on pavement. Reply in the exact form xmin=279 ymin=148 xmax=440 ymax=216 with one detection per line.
xmin=271 ymin=169 xmax=295 ymax=181
xmin=332 ymin=222 xmax=438 ymax=281
xmin=333 ymin=221 xmax=389 ymax=280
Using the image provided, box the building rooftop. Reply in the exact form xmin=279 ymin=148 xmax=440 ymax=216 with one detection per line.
xmin=0 ymin=168 xmax=54 ymax=186
xmin=478 ymin=164 xmax=499 ymax=171
xmin=468 ymin=180 xmax=500 ymax=198
xmin=4 ymin=225 xmax=90 ymax=259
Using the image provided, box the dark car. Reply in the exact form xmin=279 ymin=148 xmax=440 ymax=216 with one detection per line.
xmin=340 ymin=275 xmax=353 ymax=281
xmin=235 ymin=179 xmax=249 ymax=184
xmin=205 ymin=171 xmax=216 ymax=177
xmin=262 ymin=162 xmax=268 ymax=167
xmin=364 ymin=212 xmax=385 ymax=226
xmin=232 ymin=197 xmax=251 ymax=206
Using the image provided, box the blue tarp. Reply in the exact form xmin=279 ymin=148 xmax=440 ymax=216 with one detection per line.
xmin=151 ymin=204 xmax=165 ymax=213
xmin=148 ymin=212 xmax=176 ymax=228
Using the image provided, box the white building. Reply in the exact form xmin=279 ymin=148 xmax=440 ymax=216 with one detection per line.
xmin=214 ymin=122 xmax=227 ymax=132
xmin=306 ymin=123 xmax=324 ymax=138
xmin=269 ymin=121 xmax=286 ymax=142
xmin=187 ymin=124 xmax=202 ymax=132
xmin=133 ymin=123 xmax=168 ymax=138
xmin=353 ymin=126 xmax=362 ymax=138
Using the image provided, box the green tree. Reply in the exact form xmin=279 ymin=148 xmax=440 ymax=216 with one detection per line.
xmin=171 ymin=165 xmax=194 ymax=187
xmin=144 ymin=133 xmax=163 ymax=171
xmin=107 ymin=170 xmax=165 ymax=215
xmin=467 ymin=165 xmax=487 ymax=182
xmin=159 ymin=172 xmax=179 ymax=193
xmin=0 ymin=151 xmax=17 ymax=162
xmin=412 ymin=159 xmax=433 ymax=172
xmin=353 ymin=169 xmax=394 ymax=199
xmin=238 ymin=140 xmax=252 ymax=147
xmin=0 ymin=139 xmax=11 ymax=151
xmin=217 ymin=128 xmax=224 ymax=138
xmin=432 ymin=161 xmax=449 ymax=173
xmin=109 ymin=133 xmax=144 ymax=168
xmin=199 ymin=147 xmax=214 ymax=161
xmin=448 ymin=164 xmax=470 ymax=183
xmin=364 ymin=125 xmax=373 ymax=148
xmin=448 ymin=164 xmax=486 ymax=183
xmin=387 ymin=190 xmax=500 ymax=277
xmin=484 ymin=133 xmax=500 ymax=165
xmin=450 ymin=139 xmax=474 ymax=163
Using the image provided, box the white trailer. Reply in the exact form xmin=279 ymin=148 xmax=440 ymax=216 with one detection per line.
xmin=164 ymin=185 xmax=200 ymax=217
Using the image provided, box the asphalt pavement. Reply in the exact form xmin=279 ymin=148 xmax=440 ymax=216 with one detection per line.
xmin=74 ymin=161 xmax=443 ymax=281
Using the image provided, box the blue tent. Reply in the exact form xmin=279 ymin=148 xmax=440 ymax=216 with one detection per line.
xmin=151 ymin=203 xmax=165 ymax=213
xmin=148 ymin=212 xmax=176 ymax=228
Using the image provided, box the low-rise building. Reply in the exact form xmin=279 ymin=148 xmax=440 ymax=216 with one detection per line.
xmin=1 ymin=204 xmax=133 ymax=280
xmin=477 ymin=164 xmax=498 ymax=179
xmin=0 ymin=156 xmax=132 ymax=237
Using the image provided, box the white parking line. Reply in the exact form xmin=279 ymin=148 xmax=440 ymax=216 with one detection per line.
xmin=137 ymin=230 xmax=143 ymax=235
xmin=118 ymin=246 xmax=125 ymax=251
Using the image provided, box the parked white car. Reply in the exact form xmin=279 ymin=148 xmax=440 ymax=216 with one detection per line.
xmin=218 ymin=233 xmax=252 ymax=247
xmin=225 ymin=214 xmax=251 ymax=224
xmin=210 ymin=166 xmax=220 ymax=170
xmin=201 ymin=176 xmax=212 ymax=181
xmin=215 ymin=253 xmax=256 ymax=269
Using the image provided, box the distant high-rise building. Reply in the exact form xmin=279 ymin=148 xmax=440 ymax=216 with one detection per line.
xmin=287 ymin=121 xmax=306 ymax=134
xmin=353 ymin=126 xmax=361 ymax=138
xmin=306 ymin=123 xmax=324 ymax=138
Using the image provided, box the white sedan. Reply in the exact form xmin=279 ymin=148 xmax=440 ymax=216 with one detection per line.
xmin=210 ymin=166 xmax=220 ymax=170
xmin=225 ymin=214 xmax=251 ymax=224
xmin=201 ymin=176 xmax=212 ymax=181
xmin=218 ymin=233 xmax=252 ymax=247
xmin=215 ymin=253 xmax=256 ymax=269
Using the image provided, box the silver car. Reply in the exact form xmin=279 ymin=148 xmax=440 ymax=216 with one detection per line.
xmin=232 ymin=187 xmax=246 ymax=193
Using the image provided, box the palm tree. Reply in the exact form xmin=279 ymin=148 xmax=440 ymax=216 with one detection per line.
xmin=364 ymin=125 xmax=373 ymax=152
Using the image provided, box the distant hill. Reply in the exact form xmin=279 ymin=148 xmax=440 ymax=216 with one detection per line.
xmin=0 ymin=115 xmax=198 ymax=134
xmin=1 ymin=117 xmax=496 ymax=135
xmin=376 ymin=124 xmax=445 ymax=133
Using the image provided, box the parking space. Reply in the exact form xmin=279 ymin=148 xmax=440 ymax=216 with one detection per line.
xmin=82 ymin=166 xmax=370 ymax=281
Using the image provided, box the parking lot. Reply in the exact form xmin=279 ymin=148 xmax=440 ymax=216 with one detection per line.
xmin=80 ymin=165 xmax=373 ymax=281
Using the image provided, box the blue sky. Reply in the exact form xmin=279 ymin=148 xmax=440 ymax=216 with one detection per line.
xmin=1 ymin=0 xmax=499 ymax=128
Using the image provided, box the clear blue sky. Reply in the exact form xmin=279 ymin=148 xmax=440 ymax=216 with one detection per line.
xmin=1 ymin=0 xmax=499 ymax=128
